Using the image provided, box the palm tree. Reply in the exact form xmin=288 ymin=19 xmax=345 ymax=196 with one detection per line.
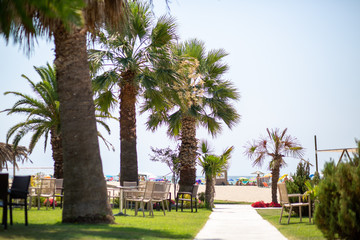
xmin=244 ymin=128 xmax=304 ymax=203
xmin=88 ymin=0 xmax=177 ymax=185
xmin=1 ymin=0 xmax=128 ymax=223
xmin=3 ymin=64 xmax=113 ymax=179
xmin=142 ymin=39 xmax=240 ymax=190
xmin=198 ymin=140 xmax=233 ymax=210
xmin=0 ymin=142 xmax=29 ymax=173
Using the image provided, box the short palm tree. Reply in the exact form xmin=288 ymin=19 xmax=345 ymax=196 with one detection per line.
xmin=244 ymin=128 xmax=304 ymax=203
xmin=2 ymin=64 xmax=113 ymax=179
xmin=198 ymin=140 xmax=233 ymax=210
xmin=0 ymin=142 xmax=29 ymax=172
xmin=142 ymin=39 xmax=240 ymax=190
xmin=88 ymin=0 xmax=177 ymax=184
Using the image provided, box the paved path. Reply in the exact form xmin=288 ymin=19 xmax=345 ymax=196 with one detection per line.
xmin=195 ymin=204 xmax=287 ymax=240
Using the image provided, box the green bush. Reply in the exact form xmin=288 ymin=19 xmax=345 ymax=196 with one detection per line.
xmin=285 ymin=160 xmax=311 ymax=216
xmin=315 ymin=145 xmax=360 ymax=239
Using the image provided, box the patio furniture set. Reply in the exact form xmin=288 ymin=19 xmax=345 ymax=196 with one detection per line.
xmin=107 ymin=181 xmax=199 ymax=217
xmin=0 ymin=173 xmax=64 ymax=229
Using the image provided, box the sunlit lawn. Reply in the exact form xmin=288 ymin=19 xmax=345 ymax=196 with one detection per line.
xmin=0 ymin=207 xmax=211 ymax=240
xmin=256 ymin=209 xmax=325 ymax=240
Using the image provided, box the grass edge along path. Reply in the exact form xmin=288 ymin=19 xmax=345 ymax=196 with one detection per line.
xmin=256 ymin=208 xmax=325 ymax=240
xmin=0 ymin=207 xmax=211 ymax=240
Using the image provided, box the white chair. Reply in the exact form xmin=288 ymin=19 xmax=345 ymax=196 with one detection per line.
xmin=153 ymin=182 xmax=172 ymax=214
xmin=123 ymin=181 xmax=138 ymax=210
xmin=126 ymin=181 xmax=155 ymax=217
xmin=54 ymin=179 xmax=64 ymax=208
xmin=38 ymin=178 xmax=56 ymax=210
xmin=278 ymin=182 xmax=311 ymax=224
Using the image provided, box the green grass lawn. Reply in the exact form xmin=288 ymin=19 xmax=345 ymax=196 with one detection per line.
xmin=0 ymin=207 xmax=211 ymax=240
xmin=214 ymin=200 xmax=251 ymax=205
xmin=256 ymin=209 xmax=325 ymax=240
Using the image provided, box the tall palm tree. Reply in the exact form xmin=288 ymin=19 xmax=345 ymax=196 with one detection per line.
xmin=3 ymin=64 xmax=113 ymax=179
xmin=88 ymin=0 xmax=177 ymax=185
xmin=1 ymin=0 xmax=128 ymax=223
xmin=142 ymin=39 xmax=240 ymax=190
xmin=198 ymin=140 xmax=233 ymax=210
xmin=244 ymin=128 xmax=304 ymax=203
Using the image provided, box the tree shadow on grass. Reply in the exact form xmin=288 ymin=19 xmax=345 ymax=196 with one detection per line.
xmin=0 ymin=223 xmax=193 ymax=239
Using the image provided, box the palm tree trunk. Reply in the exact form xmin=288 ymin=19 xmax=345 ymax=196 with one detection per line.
xmin=50 ymin=128 xmax=63 ymax=179
xmin=119 ymin=75 xmax=138 ymax=185
xmin=205 ymin=175 xmax=215 ymax=210
xmin=271 ymin=159 xmax=281 ymax=203
xmin=54 ymin=25 xmax=113 ymax=223
xmin=178 ymin=116 xmax=197 ymax=191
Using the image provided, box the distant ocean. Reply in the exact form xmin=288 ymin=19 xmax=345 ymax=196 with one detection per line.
xmin=196 ymin=175 xmax=254 ymax=185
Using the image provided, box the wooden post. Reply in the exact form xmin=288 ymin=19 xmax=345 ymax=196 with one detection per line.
xmin=314 ymin=135 xmax=319 ymax=174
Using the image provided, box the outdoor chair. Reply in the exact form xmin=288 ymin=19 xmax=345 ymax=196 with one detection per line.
xmin=152 ymin=182 xmax=169 ymax=215
xmin=0 ymin=173 xmax=9 ymax=229
xmin=278 ymin=182 xmax=311 ymax=224
xmin=28 ymin=186 xmax=39 ymax=210
xmin=107 ymin=185 xmax=118 ymax=208
xmin=138 ymin=181 xmax=146 ymax=191
xmin=9 ymin=175 xmax=31 ymax=226
xmin=176 ymin=184 xmax=199 ymax=212
xmin=123 ymin=181 xmax=138 ymax=210
xmin=126 ymin=181 xmax=155 ymax=217
xmin=163 ymin=182 xmax=172 ymax=211
xmin=38 ymin=178 xmax=56 ymax=210
xmin=54 ymin=179 xmax=64 ymax=208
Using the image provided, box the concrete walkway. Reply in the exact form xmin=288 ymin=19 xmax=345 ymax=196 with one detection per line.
xmin=195 ymin=204 xmax=287 ymax=240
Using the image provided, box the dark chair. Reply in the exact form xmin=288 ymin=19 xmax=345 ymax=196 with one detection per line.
xmin=176 ymin=184 xmax=199 ymax=212
xmin=0 ymin=173 xmax=9 ymax=229
xmin=9 ymin=175 xmax=31 ymax=226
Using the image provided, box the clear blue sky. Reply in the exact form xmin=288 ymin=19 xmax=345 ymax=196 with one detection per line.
xmin=1 ymin=0 xmax=359 ymax=178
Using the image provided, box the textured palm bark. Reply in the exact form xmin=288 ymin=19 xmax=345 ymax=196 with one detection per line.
xmin=205 ymin=175 xmax=215 ymax=209
xmin=50 ymin=128 xmax=63 ymax=179
xmin=271 ymin=159 xmax=281 ymax=203
xmin=54 ymin=25 xmax=114 ymax=223
xmin=119 ymin=71 xmax=138 ymax=185
xmin=178 ymin=116 xmax=197 ymax=191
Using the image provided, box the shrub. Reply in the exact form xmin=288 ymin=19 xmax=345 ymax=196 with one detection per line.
xmin=44 ymin=198 xmax=57 ymax=207
xmin=251 ymin=201 xmax=280 ymax=208
xmin=315 ymin=144 xmax=360 ymax=239
xmin=198 ymin=192 xmax=205 ymax=202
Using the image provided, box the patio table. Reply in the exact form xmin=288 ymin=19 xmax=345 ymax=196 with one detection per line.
xmin=114 ymin=185 xmax=138 ymax=216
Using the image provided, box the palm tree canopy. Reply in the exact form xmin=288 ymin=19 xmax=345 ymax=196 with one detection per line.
xmin=0 ymin=142 xmax=29 ymax=171
xmin=244 ymin=128 xmax=305 ymax=170
xmin=89 ymin=0 xmax=177 ymax=113
xmin=3 ymin=63 xmax=60 ymax=152
xmin=0 ymin=0 xmax=86 ymax=53
xmin=198 ymin=140 xmax=233 ymax=178
xmin=2 ymin=63 xmax=114 ymax=153
xmin=0 ymin=0 xmax=127 ymax=54
xmin=142 ymin=38 xmax=240 ymax=137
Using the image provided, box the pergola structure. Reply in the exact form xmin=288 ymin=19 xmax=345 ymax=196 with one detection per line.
xmin=314 ymin=136 xmax=357 ymax=173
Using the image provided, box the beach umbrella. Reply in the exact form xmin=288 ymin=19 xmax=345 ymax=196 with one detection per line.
xmin=251 ymin=170 xmax=264 ymax=175
xmin=264 ymin=173 xmax=272 ymax=177
xmin=249 ymin=177 xmax=257 ymax=182
xmin=278 ymin=174 xmax=288 ymax=182
xmin=238 ymin=177 xmax=248 ymax=180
